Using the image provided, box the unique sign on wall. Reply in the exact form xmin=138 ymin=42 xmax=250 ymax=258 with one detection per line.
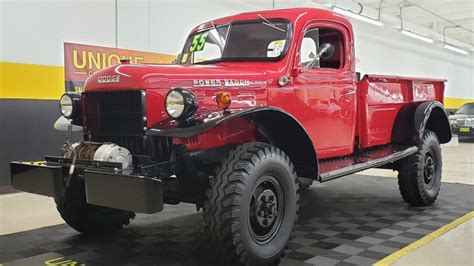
xmin=64 ymin=42 xmax=176 ymax=93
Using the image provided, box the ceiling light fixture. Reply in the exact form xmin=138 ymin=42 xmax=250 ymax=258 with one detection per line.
xmin=400 ymin=29 xmax=434 ymax=43
xmin=398 ymin=6 xmax=433 ymax=44
xmin=332 ymin=7 xmax=384 ymax=27
xmin=443 ymin=44 xmax=468 ymax=55
xmin=442 ymin=26 xmax=469 ymax=55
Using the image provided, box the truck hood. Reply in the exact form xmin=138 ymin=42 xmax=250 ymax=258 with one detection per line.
xmin=83 ymin=63 xmax=271 ymax=128
xmin=84 ymin=63 xmax=269 ymax=91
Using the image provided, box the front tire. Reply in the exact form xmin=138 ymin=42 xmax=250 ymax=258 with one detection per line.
xmin=55 ymin=177 xmax=135 ymax=235
xmin=204 ymin=142 xmax=299 ymax=265
xmin=397 ymin=131 xmax=442 ymax=206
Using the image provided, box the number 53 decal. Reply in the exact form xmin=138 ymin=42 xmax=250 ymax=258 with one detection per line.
xmin=189 ymin=32 xmax=208 ymax=52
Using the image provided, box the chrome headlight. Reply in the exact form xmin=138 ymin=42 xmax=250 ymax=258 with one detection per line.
xmin=59 ymin=93 xmax=81 ymax=121
xmin=165 ymin=88 xmax=197 ymax=119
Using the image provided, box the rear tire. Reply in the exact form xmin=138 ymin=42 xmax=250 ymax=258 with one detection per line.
xmin=204 ymin=142 xmax=299 ymax=265
xmin=397 ymin=131 xmax=442 ymax=206
xmin=55 ymin=177 xmax=135 ymax=235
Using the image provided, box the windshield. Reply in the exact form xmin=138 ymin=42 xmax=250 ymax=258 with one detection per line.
xmin=455 ymin=104 xmax=474 ymax=115
xmin=180 ymin=19 xmax=291 ymax=64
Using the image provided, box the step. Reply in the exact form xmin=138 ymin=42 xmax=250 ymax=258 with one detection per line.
xmin=319 ymin=144 xmax=418 ymax=182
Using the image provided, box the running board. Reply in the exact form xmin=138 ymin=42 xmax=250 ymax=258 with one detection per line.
xmin=319 ymin=145 xmax=418 ymax=182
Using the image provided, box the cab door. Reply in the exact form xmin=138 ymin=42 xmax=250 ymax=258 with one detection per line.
xmin=293 ymin=21 xmax=357 ymax=159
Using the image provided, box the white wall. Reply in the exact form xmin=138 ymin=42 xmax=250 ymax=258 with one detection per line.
xmin=354 ymin=21 xmax=474 ymax=99
xmin=1 ymin=0 xmax=473 ymax=99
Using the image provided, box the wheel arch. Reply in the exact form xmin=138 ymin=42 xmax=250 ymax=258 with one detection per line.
xmin=414 ymin=101 xmax=452 ymax=144
xmin=392 ymin=101 xmax=452 ymax=145
xmin=249 ymin=109 xmax=319 ymax=180
xmin=147 ymin=107 xmax=319 ymax=179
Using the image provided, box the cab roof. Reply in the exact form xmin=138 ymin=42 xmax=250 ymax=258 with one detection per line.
xmin=191 ymin=8 xmax=352 ymax=33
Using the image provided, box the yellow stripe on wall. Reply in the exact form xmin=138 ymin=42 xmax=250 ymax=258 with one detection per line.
xmin=444 ymin=97 xmax=473 ymax=109
xmin=0 ymin=62 xmax=64 ymax=100
xmin=1 ymin=61 xmax=473 ymax=107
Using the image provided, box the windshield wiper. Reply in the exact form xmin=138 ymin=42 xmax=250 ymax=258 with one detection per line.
xmin=257 ymin=14 xmax=285 ymax=32
xmin=210 ymin=20 xmax=225 ymax=48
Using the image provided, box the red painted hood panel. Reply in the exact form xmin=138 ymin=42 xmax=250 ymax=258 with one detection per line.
xmin=83 ymin=63 xmax=272 ymax=128
xmin=84 ymin=63 xmax=270 ymax=91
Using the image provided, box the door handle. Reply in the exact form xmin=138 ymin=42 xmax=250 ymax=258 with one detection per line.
xmin=345 ymin=89 xmax=356 ymax=95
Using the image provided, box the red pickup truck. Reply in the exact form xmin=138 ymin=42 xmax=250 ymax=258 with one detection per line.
xmin=11 ymin=8 xmax=451 ymax=265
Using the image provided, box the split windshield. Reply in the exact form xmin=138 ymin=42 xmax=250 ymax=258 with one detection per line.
xmin=180 ymin=19 xmax=291 ymax=64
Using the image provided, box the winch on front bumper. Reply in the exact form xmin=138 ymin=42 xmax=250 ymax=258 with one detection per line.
xmin=10 ymin=156 xmax=165 ymax=214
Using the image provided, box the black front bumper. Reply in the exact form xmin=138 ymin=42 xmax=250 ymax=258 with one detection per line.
xmin=11 ymin=161 xmax=65 ymax=198
xmin=10 ymin=159 xmax=163 ymax=214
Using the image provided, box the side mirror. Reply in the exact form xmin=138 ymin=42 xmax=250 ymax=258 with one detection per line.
xmin=319 ymin=42 xmax=334 ymax=58
xmin=299 ymin=42 xmax=336 ymax=73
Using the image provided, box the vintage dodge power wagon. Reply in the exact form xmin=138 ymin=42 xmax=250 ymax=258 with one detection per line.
xmin=11 ymin=8 xmax=451 ymax=265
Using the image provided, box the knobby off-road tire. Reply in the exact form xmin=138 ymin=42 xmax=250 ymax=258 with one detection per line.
xmin=398 ymin=131 xmax=442 ymax=206
xmin=55 ymin=177 xmax=135 ymax=235
xmin=204 ymin=142 xmax=299 ymax=266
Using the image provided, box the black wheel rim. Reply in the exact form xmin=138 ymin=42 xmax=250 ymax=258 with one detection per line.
xmin=248 ymin=175 xmax=284 ymax=245
xmin=423 ymin=151 xmax=436 ymax=188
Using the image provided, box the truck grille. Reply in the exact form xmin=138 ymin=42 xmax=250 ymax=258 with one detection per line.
xmin=83 ymin=90 xmax=146 ymax=134
xmin=82 ymin=90 xmax=171 ymax=162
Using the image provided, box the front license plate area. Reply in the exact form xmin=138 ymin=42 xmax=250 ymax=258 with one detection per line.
xmin=459 ymin=127 xmax=470 ymax=132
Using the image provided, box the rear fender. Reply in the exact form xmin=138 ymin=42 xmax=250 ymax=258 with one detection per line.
xmin=147 ymin=107 xmax=319 ymax=179
xmin=392 ymin=101 xmax=452 ymax=145
xmin=414 ymin=101 xmax=452 ymax=144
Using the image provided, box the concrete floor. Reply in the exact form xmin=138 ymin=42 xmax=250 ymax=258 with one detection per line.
xmin=392 ymin=219 xmax=474 ymax=266
xmin=0 ymin=135 xmax=473 ymax=265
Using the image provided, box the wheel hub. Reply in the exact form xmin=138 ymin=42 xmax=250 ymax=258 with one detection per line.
xmin=248 ymin=176 xmax=284 ymax=244
xmin=424 ymin=153 xmax=436 ymax=187
xmin=256 ymin=189 xmax=278 ymax=228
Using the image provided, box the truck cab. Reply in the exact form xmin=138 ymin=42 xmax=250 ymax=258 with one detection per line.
xmin=10 ymin=8 xmax=451 ymax=265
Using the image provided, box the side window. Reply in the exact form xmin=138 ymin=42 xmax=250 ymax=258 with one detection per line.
xmin=300 ymin=27 xmax=345 ymax=69
xmin=193 ymin=43 xmax=221 ymax=63
xmin=300 ymin=29 xmax=319 ymax=67
xmin=469 ymin=105 xmax=474 ymax=115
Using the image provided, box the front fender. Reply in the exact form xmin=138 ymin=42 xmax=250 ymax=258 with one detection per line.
xmin=414 ymin=101 xmax=452 ymax=144
xmin=146 ymin=107 xmax=277 ymax=138
xmin=147 ymin=106 xmax=320 ymax=180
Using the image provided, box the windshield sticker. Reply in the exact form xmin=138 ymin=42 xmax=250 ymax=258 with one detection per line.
xmin=181 ymin=53 xmax=189 ymax=63
xmin=190 ymin=32 xmax=208 ymax=52
xmin=267 ymin=40 xmax=286 ymax=57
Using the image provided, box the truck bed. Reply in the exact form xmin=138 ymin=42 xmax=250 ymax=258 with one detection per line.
xmin=356 ymin=74 xmax=446 ymax=148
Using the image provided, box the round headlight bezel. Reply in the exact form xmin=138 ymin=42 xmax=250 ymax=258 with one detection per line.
xmin=60 ymin=94 xmax=73 ymax=118
xmin=59 ymin=93 xmax=82 ymax=122
xmin=165 ymin=88 xmax=198 ymax=120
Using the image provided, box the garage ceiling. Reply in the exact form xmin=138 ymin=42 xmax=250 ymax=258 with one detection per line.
xmin=313 ymin=0 xmax=474 ymax=48
xmin=361 ymin=0 xmax=473 ymax=47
